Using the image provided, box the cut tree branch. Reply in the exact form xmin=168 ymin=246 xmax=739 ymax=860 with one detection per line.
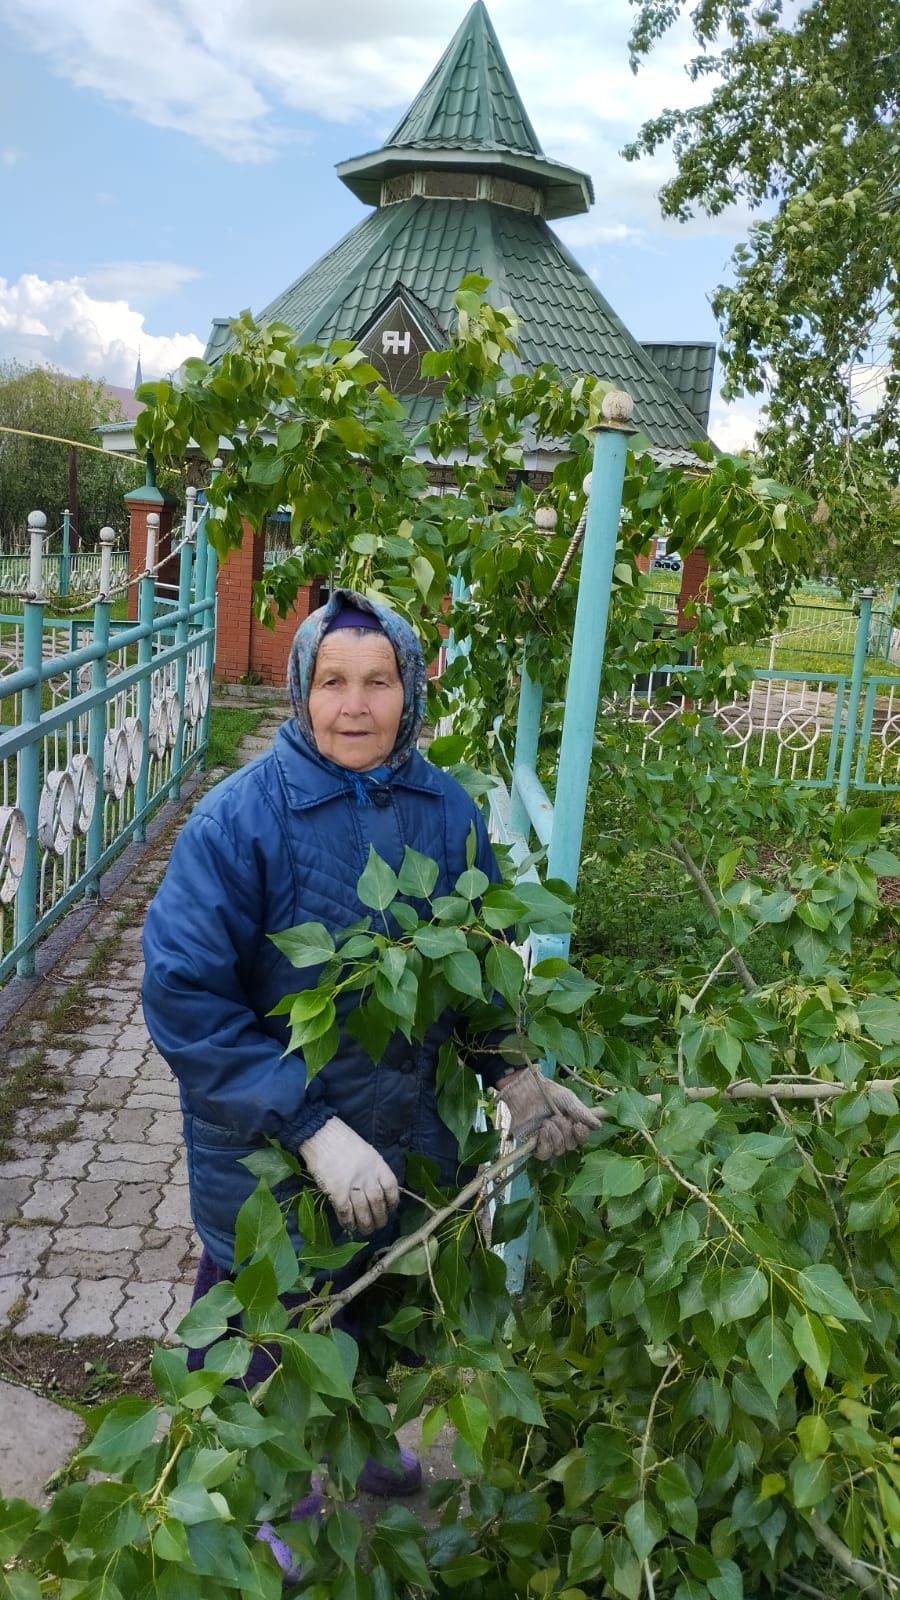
xmin=307 ymin=1136 xmax=538 ymax=1332
xmin=809 ymin=1515 xmax=885 ymax=1597
xmin=669 ymin=838 xmax=757 ymax=993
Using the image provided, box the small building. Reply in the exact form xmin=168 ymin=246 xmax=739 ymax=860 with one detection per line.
xmin=101 ymin=1 xmax=715 ymax=682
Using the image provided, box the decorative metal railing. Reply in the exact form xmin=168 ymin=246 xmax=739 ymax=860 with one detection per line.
xmin=0 ymin=551 xmax=131 ymax=599
xmin=0 ymin=489 xmax=218 ymax=984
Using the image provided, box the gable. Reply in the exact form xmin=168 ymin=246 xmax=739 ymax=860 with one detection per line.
xmin=354 ymin=288 xmax=446 ymax=397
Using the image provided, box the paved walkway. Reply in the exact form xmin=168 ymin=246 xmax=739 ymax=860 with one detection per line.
xmin=0 ymin=704 xmax=284 ymax=1344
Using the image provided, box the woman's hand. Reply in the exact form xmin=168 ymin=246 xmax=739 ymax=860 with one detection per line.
xmin=299 ymin=1118 xmax=400 ymax=1236
xmin=495 ymin=1065 xmax=601 ymax=1161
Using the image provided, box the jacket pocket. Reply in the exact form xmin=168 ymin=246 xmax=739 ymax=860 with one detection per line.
xmin=186 ymin=1116 xmax=304 ymax=1264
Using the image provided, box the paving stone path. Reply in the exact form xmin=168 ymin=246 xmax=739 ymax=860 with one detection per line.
xmin=0 ymin=701 xmax=285 ymax=1344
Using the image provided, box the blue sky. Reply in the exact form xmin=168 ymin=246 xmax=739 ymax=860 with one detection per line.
xmin=0 ymin=0 xmax=762 ymax=448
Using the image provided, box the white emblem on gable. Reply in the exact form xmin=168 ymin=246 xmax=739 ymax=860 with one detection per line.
xmin=382 ymin=329 xmax=412 ymax=356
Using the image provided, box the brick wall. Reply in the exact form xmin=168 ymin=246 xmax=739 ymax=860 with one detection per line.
xmin=677 ymin=547 xmax=711 ymax=632
xmin=215 ymin=519 xmax=266 ymax=680
xmin=124 ymin=498 xmax=178 ymax=621
xmin=248 ymin=582 xmax=323 ymax=686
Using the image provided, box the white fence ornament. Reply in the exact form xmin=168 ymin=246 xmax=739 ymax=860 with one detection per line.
xmin=0 ymin=806 xmax=27 ymax=902
xmin=69 ymin=755 xmax=97 ymax=835
xmin=164 ymin=691 xmax=181 ymax=750
xmin=38 ymin=771 xmax=76 ymax=855
xmin=124 ymin=717 xmax=144 ymax=784
xmin=103 ymin=727 xmax=130 ymax=798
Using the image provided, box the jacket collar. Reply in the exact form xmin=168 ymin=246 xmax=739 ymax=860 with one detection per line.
xmin=272 ymin=718 xmax=444 ymax=811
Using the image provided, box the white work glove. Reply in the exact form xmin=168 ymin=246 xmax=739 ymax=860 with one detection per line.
xmin=299 ymin=1117 xmax=400 ymax=1236
xmin=496 ymin=1065 xmax=601 ymax=1161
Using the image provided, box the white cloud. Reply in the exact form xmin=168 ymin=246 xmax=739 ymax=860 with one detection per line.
xmin=0 ymin=0 xmax=714 ymax=199
xmin=849 ymin=362 xmax=894 ymax=418
xmin=84 ymin=260 xmax=204 ymax=303
xmin=0 ymin=272 xmax=204 ymax=384
xmin=1 ymin=147 xmax=23 ymax=168
xmin=708 ymin=397 xmax=763 ymax=455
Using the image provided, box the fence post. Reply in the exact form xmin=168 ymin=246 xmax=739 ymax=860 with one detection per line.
xmin=60 ymin=508 xmax=71 ymax=598
xmin=547 ymin=394 xmax=634 ymax=894
xmin=509 ymin=667 xmax=544 ymax=838
xmin=85 ymin=532 xmax=115 ymax=892
xmin=837 ymin=587 xmax=877 ymax=807
xmin=504 ymin=396 xmax=634 ymax=1295
xmin=132 ymin=514 xmax=159 ymax=843
xmin=14 ymin=512 xmax=47 ymax=976
xmin=199 ymin=460 xmax=221 ymax=761
xmin=171 ymin=490 xmax=195 ymax=799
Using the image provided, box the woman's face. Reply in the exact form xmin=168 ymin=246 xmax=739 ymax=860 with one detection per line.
xmin=308 ymin=632 xmax=404 ymax=771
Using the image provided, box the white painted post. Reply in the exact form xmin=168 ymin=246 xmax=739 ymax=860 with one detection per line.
xmin=98 ymin=527 xmax=116 ymax=598
xmin=27 ymin=510 xmax=47 ymax=600
xmin=145 ymin=511 xmax=159 ymax=574
xmin=185 ymin=485 xmax=197 ymax=541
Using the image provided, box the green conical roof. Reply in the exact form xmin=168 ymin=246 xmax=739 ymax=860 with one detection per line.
xmin=386 ymin=2 xmax=542 ymax=156
xmin=337 ymin=1 xmax=592 ymax=220
xmin=205 ymin=5 xmax=711 ymax=463
xmin=232 ymin=198 xmax=708 ymax=462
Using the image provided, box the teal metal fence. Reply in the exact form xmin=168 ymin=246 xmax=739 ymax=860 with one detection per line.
xmin=0 ymin=495 xmax=218 ymax=984
xmin=0 ymin=509 xmax=130 ymax=600
xmin=613 ymin=589 xmax=900 ymax=802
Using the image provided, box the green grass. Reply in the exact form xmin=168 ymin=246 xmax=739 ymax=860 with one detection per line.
xmin=205 ymin=706 xmax=267 ymax=771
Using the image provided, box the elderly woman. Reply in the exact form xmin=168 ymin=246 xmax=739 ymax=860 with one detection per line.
xmin=141 ymin=589 xmax=595 ymax=1565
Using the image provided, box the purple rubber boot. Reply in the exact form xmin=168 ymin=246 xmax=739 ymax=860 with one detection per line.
xmin=256 ymin=1482 xmax=326 ymax=1584
xmin=358 ymin=1445 xmax=423 ymax=1497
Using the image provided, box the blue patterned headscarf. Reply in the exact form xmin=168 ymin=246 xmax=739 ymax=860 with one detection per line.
xmin=287 ymin=589 xmax=427 ymax=772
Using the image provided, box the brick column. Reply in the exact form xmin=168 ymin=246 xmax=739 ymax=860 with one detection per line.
xmin=124 ymin=475 xmax=178 ymax=621
xmin=215 ymin=517 xmax=267 ymax=681
xmin=678 ymin=547 xmax=711 ymax=633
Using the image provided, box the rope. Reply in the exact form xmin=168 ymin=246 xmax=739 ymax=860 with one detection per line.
xmin=0 ymin=422 xmax=181 ymax=475
xmin=0 ymin=530 xmax=200 ymax=612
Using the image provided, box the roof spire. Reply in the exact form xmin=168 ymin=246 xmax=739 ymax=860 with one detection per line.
xmin=386 ymin=1 xmax=542 ymax=157
xmin=336 ymin=1 xmax=592 ymax=219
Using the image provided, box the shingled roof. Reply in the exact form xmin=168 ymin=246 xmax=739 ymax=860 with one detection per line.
xmin=205 ymin=2 xmax=712 ymax=462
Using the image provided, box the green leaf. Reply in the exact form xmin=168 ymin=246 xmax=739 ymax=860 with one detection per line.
xmin=567 ymin=1523 xmax=606 ymax=1585
xmin=567 ymin=1151 xmax=644 ymax=1200
xmin=833 ymin=806 xmax=881 ymax=853
xmin=448 ymin=1392 xmax=491 ymax=1455
xmin=0 ymin=1500 xmax=39 ymax=1562
xmin=176 ymin=1281 xmax=242 ymax=1348
xmin=233 ymin=1253 xmax=279 ymax=1314
xmin=398 ymin=846 xmax=439 ymax=899
xmin=358 ymin=847 xmax=399 ymax=911
xmin=455 ymin=867 xmax=490 ymax=900
xmin=797 ymin=1414 xmax=830 ymax=1460
xmin=792 ymin=1313 xmax=831 ymax=1386
xmin=717 ymin=846 xmax=742 ymax=891
xmin=78 ymin=1398 xmax=162 ymax=1471
xmin=234 ymin=1181 xmax=289 ymax=1266
xmin=288 ymin=997 xmax=337 ymax=1054
xmin=413 ymin=924 xmax=468 ymax=958
xmin=426 ymin=734 xmax=466 ymax=766
xmin=858 ymin=994 xmax=900 ymax=1046
xmin=165 ymin=1483 xmax=225 ymax=1526
xmin=718 ymin=1267 xmax=768 ymax=1322
xmin=624 ymin=1500 xmax=663 ymax=1561
xmin=442 ymin=947 xmax=485 ymax=1000
xmin=282 ymin=1329 xmax=358 ymax=1399
xmin=75 ymin=1482 xmax=145 ymax=1552
xmin=269 ymin=921 xmax=335 ymax=968
xmin=486 ymin=943 xmax=525 ymax=1006
xmin=790 ymin=1455 xmax=832 ymax=1508
xmin=796 ymin=1263 xmax=869 ymax=1323
xmin=328 ymin=1506 xmax=363 ymax=1568
xmin=746 ymin=1316 xmax=796 ymax=1405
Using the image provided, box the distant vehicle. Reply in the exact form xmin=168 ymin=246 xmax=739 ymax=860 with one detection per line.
xmin=651 ymin=552 xmax=683 ymax=573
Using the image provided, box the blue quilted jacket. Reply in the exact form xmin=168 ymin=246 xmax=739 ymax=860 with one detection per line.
xmin=141 ymin=719 xmax=503 ymax=1267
